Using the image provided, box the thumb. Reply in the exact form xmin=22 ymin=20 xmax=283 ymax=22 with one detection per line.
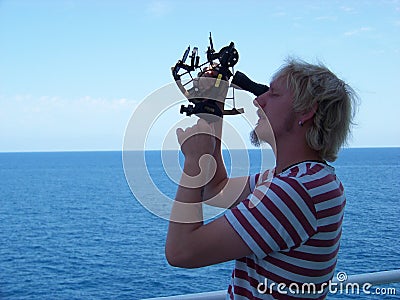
xmin=176 ymin=128 xmax=185 ymax=145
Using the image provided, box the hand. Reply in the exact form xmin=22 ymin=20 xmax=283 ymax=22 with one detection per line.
xmin=176 ymin=118 xmax=216 ymax=160
xmin=176 ymin=118 xmax=217 ymax=186
xmin=197 ymin=74 xmax=229 ymax=112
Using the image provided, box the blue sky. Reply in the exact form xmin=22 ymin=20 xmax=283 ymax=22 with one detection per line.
xmin=0 ymin=0 xmax=399 ymax=152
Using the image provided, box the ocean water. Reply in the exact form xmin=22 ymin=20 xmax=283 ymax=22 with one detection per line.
xmin=0 ymin=148 xmax=399 ymax=300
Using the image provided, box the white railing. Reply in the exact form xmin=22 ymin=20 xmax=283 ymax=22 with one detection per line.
xmin=144 ymin=269 xmax=400 ymax=300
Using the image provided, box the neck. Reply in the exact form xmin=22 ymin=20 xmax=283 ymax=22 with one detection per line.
xmin=273 ymin=135 xmax=322 ymax=175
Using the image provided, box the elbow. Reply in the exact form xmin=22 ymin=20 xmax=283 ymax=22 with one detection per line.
xmin=165 ymin=250 xmax=183 ymax=268
xmin=165 ymin=243 xmax=178 ymax=267
xmin=165 ymin=244 xmax=197 ymax=268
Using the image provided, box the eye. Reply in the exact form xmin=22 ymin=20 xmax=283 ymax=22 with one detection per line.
xmin=269 ymin=87 xmax=278 ymax=96
xmin=270 ymin=91 xmax=279 ymax=97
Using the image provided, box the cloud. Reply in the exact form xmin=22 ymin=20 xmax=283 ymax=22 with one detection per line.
xmin=0 ymin=95 xmax=139 ymax=151
xmin=3 ymin=95 xmax=138 ymax=120
xmin=315 ymin=16 xmax=337 ymax=21
xmin=272 ymin=11 xmax=287 ymax=17
xmin=340 ymin=5 xmax=356 ymax=13
xmin=344 ymin=27 xmax=373 ymax=36
xmin=147 ymin=1 xmax=172 ymax=17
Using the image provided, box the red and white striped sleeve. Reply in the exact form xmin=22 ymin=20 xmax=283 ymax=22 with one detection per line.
xmin=225 ymin=175 xmax=318 ymax=258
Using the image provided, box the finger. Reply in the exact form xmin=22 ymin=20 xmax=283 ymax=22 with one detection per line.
xmin=197 ymin=118 xmax=207 ymax=127
xmin=208 ymin=122 xmax=215 ymax=137
xmin=198 ymin=118 xmax=214 ymax=136
xmin=197 ymin=118 xmax=210 ymax=129
xmin=197 ymin=117 xmax=210 ymax=127
xmin=176 ymin=128 xmax=185 ymax=145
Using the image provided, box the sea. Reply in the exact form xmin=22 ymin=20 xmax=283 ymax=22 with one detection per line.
xmin=0 ymin=148 xmax=399 ymax=300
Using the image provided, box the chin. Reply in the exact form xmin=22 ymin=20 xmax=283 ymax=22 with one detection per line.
xmin=250 ymin=129 xmax=261 ymax=147
xmin=251 ymin=125 xmax=275 ymax=148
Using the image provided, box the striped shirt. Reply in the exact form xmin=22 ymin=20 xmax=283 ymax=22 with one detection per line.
xmin=225 ymin=161 xmax=345 ymax=299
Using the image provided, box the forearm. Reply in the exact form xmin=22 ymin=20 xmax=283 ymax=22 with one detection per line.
xmin=166 ymin=160 xmax=204 ymax=265
xmin=201 ymin=118 xmax=229 ymax=201
xmin=201 ymin=118 xmax=251 ymax=208
xmin=169 ymin=159 xmax=204 ymax=224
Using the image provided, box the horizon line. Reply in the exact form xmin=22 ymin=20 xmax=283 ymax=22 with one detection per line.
xmin=0 ymin=145 xmax=399 ymax=154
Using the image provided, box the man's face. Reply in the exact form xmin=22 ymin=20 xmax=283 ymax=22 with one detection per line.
xmin=251 ymin=75 xmax=296 ymax=146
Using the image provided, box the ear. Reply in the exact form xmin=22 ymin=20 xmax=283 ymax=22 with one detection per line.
xmin=299 ymin=102 xmax=318 ymax=125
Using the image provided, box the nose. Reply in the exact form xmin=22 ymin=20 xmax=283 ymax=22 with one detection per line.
xmin=254 ymin=95 xmax=266 ymax=109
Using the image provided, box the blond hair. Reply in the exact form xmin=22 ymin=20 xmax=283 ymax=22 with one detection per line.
xmin=273 ymin=58 xmax=358 ymax=162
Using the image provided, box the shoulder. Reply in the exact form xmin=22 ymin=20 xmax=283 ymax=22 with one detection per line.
xmin=277 ymin=161 xmax=338 ymax=190
xmin=276 ymin=161 xmax=345 ymax=218
xmin=252 ymin=162 xmax=338 ymax=214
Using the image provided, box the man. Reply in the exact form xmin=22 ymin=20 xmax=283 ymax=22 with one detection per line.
xmin=165 ymin=58 xmax=358 ymax=299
